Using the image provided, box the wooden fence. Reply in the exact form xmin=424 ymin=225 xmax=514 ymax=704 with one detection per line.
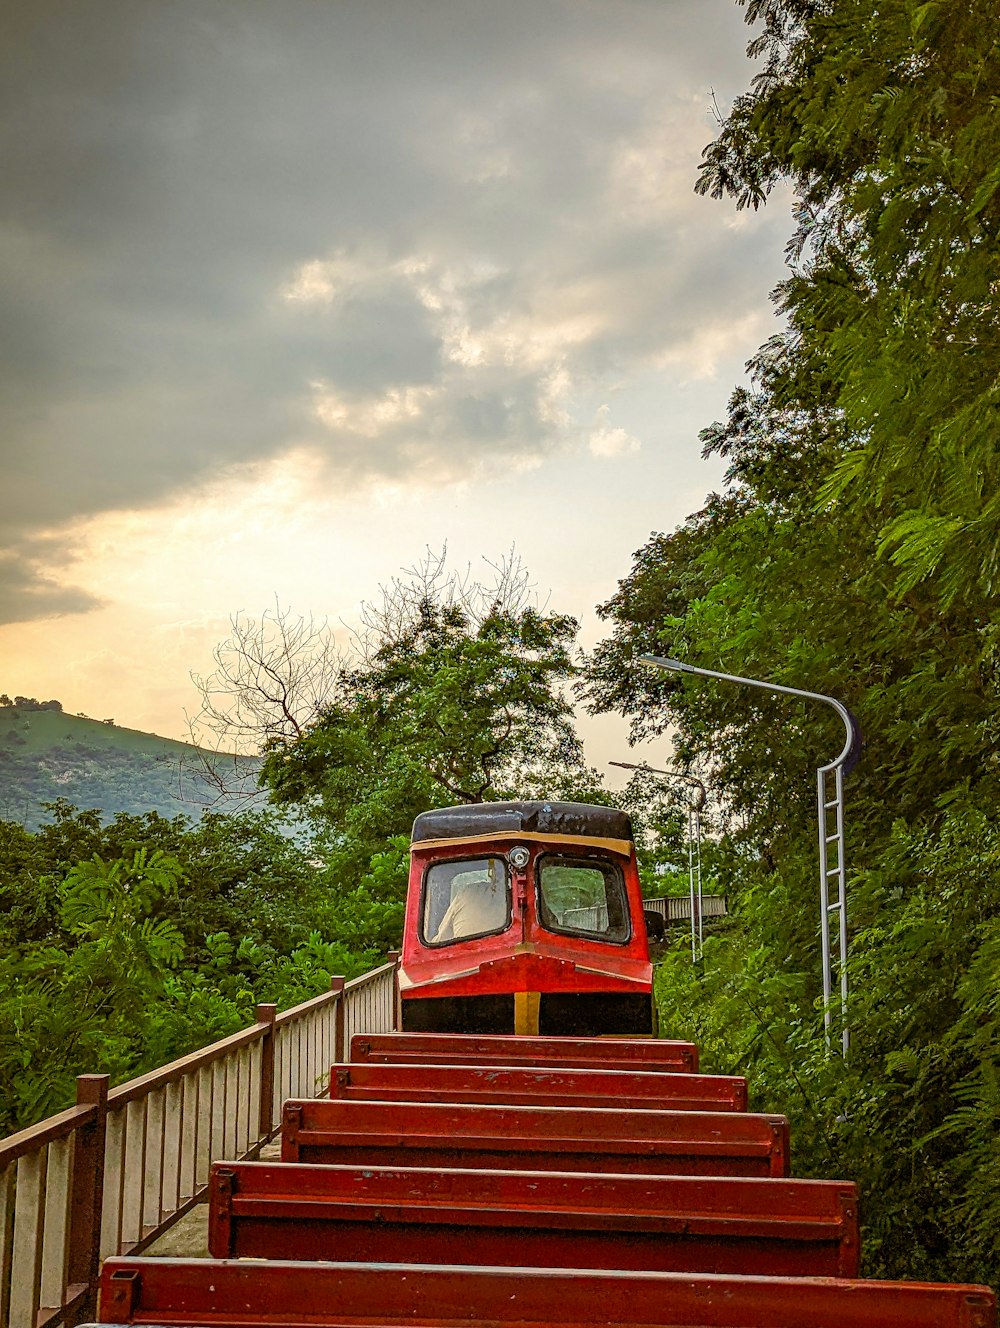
xmin=0 ymin=959 xmax=399 ymax=1328
xmin=642 ymin=895 xmax=728 ymax=924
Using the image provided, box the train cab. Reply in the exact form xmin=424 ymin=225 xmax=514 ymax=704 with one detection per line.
xmin=399 ymin=800 xmax=655 ymax=1036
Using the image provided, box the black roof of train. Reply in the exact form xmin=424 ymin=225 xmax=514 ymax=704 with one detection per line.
xmin=411 ymin=800 xmax=633 ymax=845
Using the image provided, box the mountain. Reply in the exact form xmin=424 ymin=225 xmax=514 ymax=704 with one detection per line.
xmin=0 ymin=702 xmax=264 ymax=830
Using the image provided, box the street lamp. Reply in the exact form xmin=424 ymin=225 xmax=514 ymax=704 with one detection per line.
xmin=609 ymin=761 xmax=706 ymax=960
xmin=639 ymin=655 xmax=861 ymax=1055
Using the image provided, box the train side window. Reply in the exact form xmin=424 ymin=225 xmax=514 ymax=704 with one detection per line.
xmin=536 ymin=855 xmax=631 ymax=944
xmin=421 ymin=857 xmax=511 ymax=946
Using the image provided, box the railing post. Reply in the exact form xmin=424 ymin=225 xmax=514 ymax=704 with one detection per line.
xmin=67 ymin=1073 xmax=109 ymax=1324
xmin=330 ymin=977 xmax=346 ymax=1064
xmin=255 ymin=1004 xmax=278 ymax=1140
xmin=387 ymin=951 xmax=402 ymax=1031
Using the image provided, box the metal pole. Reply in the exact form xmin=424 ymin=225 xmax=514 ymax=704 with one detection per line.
xmin=639 ymin=655 xmax=861 ymax=1055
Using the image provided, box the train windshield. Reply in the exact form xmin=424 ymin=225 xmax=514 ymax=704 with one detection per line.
xmin=422 ymin=856 xmax=511 ymax=946
xmin=536 ymin=854 xmax=631 ymax=944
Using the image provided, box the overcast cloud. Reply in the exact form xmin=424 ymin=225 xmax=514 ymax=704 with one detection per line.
xmin=0 ymin=0 xmax=783 ymax=630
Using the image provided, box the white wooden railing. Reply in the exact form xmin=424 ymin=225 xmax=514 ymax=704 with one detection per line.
xmin=559 ymin=895 xmax=727 ymax=933
xmin=0 ymin=957 xmax=399 ymax=1328
xmin=642 ymin=894 xmax=728 ymax=923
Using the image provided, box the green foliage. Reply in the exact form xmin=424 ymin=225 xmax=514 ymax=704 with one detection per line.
xmin=697 ymin=0 xmax=1000 ymax=611
xmin=0 ymin=805 xmax=381 ymax=1133
xmin=654 ymin=803 xmax=1000 ymax=1286
xmin=586 ymin=0 xmax=1000 ymax=1290
xmin=58 ymin=850 xmax=186 ymax=982
xmin=262 ymin=561 xmax=585 ymax=892
xmin=0 ymin=846 xmax=186 ymax=1128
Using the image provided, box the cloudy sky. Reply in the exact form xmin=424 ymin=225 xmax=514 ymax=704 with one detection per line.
xmin=1 ymin=0 xmax=791 ymax=772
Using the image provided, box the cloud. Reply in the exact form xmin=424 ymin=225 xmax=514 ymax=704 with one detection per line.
xmin=0 ymin=549 xmax=102 ymax=624
xmin=589 ymin=405 xmax=641 ymax=459
xmin=0 ymin=0 xmax=787 ymax=623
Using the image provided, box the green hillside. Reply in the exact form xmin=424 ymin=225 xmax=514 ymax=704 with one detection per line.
xmin=0 ymin=702 xmax=262 ymax=829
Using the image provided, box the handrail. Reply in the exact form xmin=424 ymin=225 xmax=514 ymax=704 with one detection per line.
xmin=0 ymin=955 xmax=401 ymax=1328
xmin=108 ymin=1022 xmax=269 ymax=1105
xmin=345 ymin=961 xmax=395 ymax=991
xmin=273 ymin=985 xmax=342 ymax=1027
xmin=0 ymin=1102 xmax=97 ymax=1168
xmin=271 ymin=963 xmax=395 ymax=1027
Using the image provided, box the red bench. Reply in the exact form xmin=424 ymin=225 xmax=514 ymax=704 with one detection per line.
xmin=281 ymin=1098 xmax=789 ymax=1176
xmin=98 ymin=1258 xmax=997 ymax=1328
xmin=207 ymin=1160 xmax=859 ymax=1276
xmin=329 ymin=1061 xmax=747 ymax=1112
xmin=351 ymin=1032 xmax=699 ymax=1072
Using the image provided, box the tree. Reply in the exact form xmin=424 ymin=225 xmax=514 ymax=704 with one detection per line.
xmin=696 ymin=0 xmax=1000 ymax=609
xmin=191 ymin=597 xmax=344 ymax=754
xmin=582 ymin=0 xmax=1000 ymax=1287
xmin=262 ymin=552 xmax=582 ymax=886
xmin=0 ymin=848 xmax=185 ymax=1128
xmin=0 ymin=804 xmax=382 ymax=1131
xmin=191 ymin=551 xmax=585 ymax=889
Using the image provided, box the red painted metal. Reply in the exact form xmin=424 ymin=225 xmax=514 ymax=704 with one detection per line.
xmin=207 ymin=1160 xmax=859 ymax=1276
xmin=280 ymin=1098 xmax=789 ymax=1176
xmin=328 ymin=1061 xmax=746 ymax=1111
xmin=351 ymin=1031 xmax=699 ymax=1072
xmin=400 ymin=830 xmax=652 ymax=1006
xmin=98 ymin=1258 xmax=997 ymax=1328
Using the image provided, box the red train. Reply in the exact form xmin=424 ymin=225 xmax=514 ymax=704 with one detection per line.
xmin=398 ymin=800 xmax=655 ymax=1036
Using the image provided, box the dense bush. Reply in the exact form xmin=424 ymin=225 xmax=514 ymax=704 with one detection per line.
xmin=0 ymin=804 xmax=381 ymax=1132
xmin=589 ymin=0 xmax=1000 ymax=1290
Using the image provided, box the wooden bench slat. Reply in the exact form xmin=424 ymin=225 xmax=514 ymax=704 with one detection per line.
xmin=207 ymin=1161 xmax=858 ymax=1277
xmin=329 ymin=1063 xmax=747 ymax=1113
xmin=281 ymin=1099 xmax=789 ymax=1177
xmin=98 ymin=1258 xmax=998 ymax=1328
xmin=352 ymin=1032 xmax=698 ymax=1074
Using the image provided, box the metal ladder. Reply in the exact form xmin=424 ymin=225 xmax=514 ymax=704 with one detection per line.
xmin=818 ymin=762 xmax=849 ymax=1055
xmin=687 ymin=797 xmax=705 ymax=963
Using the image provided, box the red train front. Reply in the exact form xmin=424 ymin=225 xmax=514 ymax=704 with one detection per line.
xmin=399 ymin=800 xmax=654 ymax=1036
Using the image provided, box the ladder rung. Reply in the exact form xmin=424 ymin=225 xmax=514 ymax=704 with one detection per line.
xmin=824 ymin=799 xmax=838 ymax=810
xmin=827 ymin=901 xmax=842 ymax=911
xmin=825 ymin=833 xmax=840 ymax=844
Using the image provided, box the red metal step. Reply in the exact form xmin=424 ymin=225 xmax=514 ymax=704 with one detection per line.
xmin=98 ymin=1258 xmax=997 ymax=1328
xmin=352 ymin=1032 xmax=698 ymax=1072
xmin=281 ymin=1098 xmax=790 ymax=1176
xmin=207 ymin=1160 xmax=859 ymax=1277
xmin=329 ymin=1061 xmax=747 ymax=1112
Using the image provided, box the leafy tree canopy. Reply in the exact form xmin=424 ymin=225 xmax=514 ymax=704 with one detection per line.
xmin=585 ymin=0 xmax=1000 ymax=1288
xmin=194 ymin=551 xmax=587 ymax=889
xmin=697 ymin=0 xmax=1000 ymax=608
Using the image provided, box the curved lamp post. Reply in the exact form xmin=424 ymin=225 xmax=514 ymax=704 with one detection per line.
xmin=639 ymin=654 xmax=862 ymax=1056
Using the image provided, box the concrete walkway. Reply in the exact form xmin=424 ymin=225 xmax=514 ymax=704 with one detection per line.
xmin=144 ymin=1140 xmax=281 ymax=1258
